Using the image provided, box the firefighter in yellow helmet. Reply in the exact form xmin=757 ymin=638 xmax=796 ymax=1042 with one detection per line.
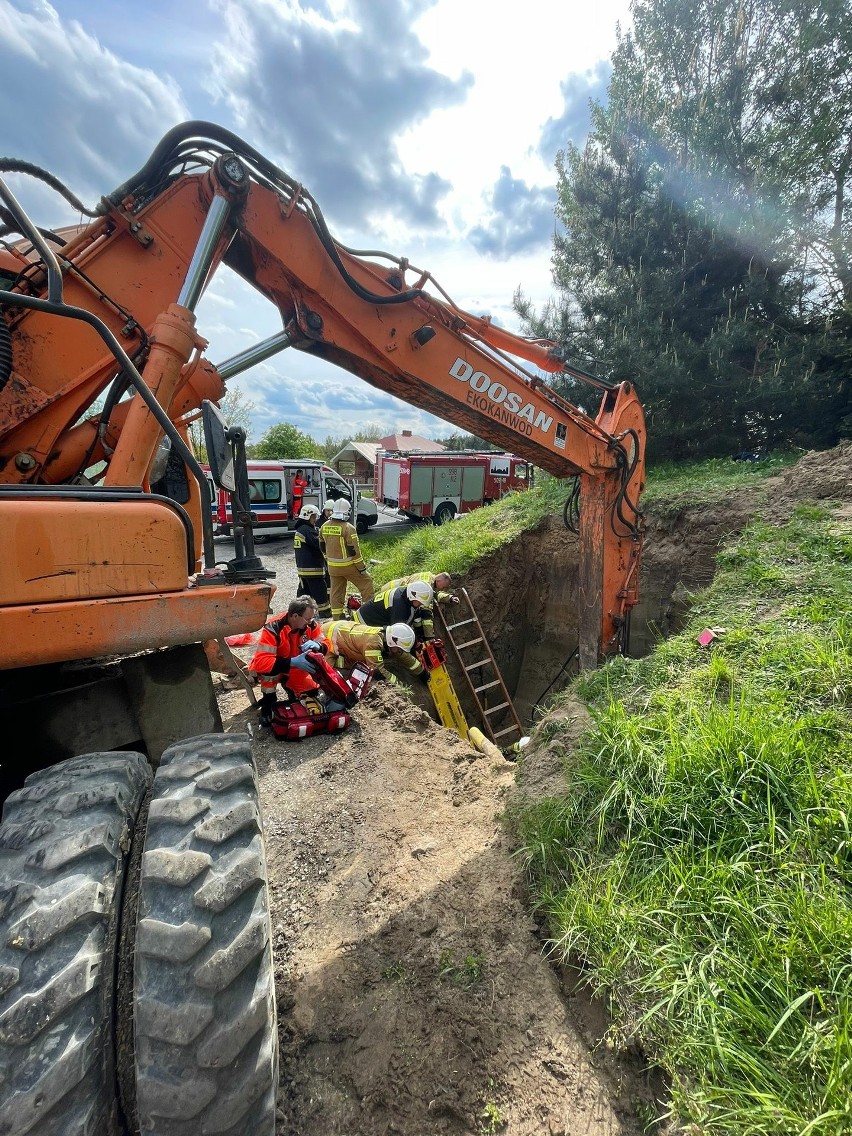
xmin=320 ymin=620 xmax=428 ymax=686
xmin=318 ymin=498 xmax=375 ymax=619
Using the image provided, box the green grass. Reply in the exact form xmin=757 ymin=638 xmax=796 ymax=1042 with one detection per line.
xmin=359 ymin=453 xmax=800 ymax=590
xmin=513 ymin=502 xmax=852 ymax=1135
xmin=642 ymin=452 xmax=799 ymax=505
xmin=360 ymin=477 xmax=568 ymax=588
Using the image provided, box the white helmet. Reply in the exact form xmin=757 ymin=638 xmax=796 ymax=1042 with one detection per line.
xmin=386 ymin=623 xmax=416 ymax=651
xmin=406 ymin=580 xmax=433 ymax=605
xmin=298 ymin=503 xmax=321 ymax=520
xmin=331 ymin=497 xmax=352 ymax=518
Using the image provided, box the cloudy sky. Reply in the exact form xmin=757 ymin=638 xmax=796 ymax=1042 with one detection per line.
xmin=3 ymin=0 xmax=630 ymax=445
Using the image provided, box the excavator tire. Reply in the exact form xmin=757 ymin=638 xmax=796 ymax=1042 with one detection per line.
xmin=130 ymin=734 xmax=277 ymax=1135
xmin=0 ymin=752 xmax=152 ymax=1136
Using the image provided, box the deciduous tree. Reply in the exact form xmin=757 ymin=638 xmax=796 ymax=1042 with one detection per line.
xmin=254 ymin=422 xmax=320 ymax=460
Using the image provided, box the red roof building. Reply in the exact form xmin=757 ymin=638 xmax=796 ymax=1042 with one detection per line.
xmin=379 ymin=429 xmax=445 ymax=453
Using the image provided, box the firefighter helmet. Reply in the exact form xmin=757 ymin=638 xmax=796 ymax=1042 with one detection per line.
xmin=332 ymin=497 xmax=352 ymax=518
xmin=406 ymin=580 xmax=433 ymax=605
xmin=298 ymin=503 xmax=321 ymax=520
xmin=386 ymin=623 xmax=416 ymax=652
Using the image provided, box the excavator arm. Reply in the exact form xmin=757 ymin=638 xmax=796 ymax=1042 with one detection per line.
xmin=0 ymin=122 xmax=645 ymax=668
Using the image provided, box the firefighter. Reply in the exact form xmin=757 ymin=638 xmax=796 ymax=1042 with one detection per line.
xmin=293 ymin=503 xmax=331 ymax=618
xmin=318 ymin=502 xmax=334 ymax=594
xmin=353 ymin=579 xmax=436 ymax=639
xmin=318 ymin=498 xmax=375 ymax=619
xmin=250 ymin=596 xmax=329 ymax=727
xmin=321 ymin=620 xmax=428 ymax=686
xmin=378 ymin=572 xmax=459 ymax=606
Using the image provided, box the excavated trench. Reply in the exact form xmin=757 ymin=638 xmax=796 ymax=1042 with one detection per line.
xmin=453 ymin=492 xmax=768 ymax=728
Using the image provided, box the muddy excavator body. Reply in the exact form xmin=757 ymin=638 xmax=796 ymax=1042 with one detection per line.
xmin=0 ymin=122 xmax=646 ymax=1133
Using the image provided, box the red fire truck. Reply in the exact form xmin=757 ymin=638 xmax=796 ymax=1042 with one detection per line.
xmin=374 ymin=450 xmax=531 ymax=524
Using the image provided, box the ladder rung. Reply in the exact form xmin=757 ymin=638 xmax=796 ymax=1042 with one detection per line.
xmin=456 ymin=638 xmax=483 ymax=650
xmin=445 ymin=617 xmax=476 ymax=631
xmin=483 ymin=701 xmax=511 ymax=715
xmin=493 ymin=726 xmax=521 ymax=739
xmin=473 ymin=679 xmax=501 ymax=694
xmin=464 ymin=659 xmax=490 ymax=672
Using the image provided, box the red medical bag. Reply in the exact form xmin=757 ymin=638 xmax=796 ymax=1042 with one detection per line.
xmin=270 ymin=699 xmax=350 ymax=740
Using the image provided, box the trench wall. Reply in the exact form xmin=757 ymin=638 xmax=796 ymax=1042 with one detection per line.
xmin=458 ymin=499 xmax=760 ymax=729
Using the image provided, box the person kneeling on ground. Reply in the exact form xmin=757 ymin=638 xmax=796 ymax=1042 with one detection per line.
xmin=321 ymin=620 xmax=429 ymax=687
xmin=250 ymin=596 xmax=328 ymax=726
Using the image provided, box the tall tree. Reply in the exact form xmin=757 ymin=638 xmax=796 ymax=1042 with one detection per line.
xmin=254 ymin=422 xmax=320 ymax=460
xmin=518 ymin=0 xmax=852 ymax=458
xmin=189 ymin=384 xmax=257 ymax=461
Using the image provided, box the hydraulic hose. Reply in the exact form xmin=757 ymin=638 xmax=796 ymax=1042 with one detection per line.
xmin=0 ymin=312 xmax=12 ymax=393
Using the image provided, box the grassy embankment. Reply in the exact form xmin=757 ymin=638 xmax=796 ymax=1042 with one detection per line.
xmin=511 ymin=466 xmax=852 ymax=1135
xmin=360 ymin=457 xmax=792 ymax=587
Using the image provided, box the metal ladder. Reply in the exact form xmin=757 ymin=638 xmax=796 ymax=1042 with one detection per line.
xmin=436 ymin=587 xmax=523 ymax=747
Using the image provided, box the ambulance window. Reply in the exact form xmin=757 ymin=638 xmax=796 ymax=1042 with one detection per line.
xmin=514 ymin=463 xmax=528 ymax=480
xmin=326 ymin=477 xmax=351 ymax=499
xmin=248 ymin=478 xmax=281 ymax=503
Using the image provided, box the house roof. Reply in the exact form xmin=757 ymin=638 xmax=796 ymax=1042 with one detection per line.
xmin=379 ymin=432 xmax=445 ymax=452
xmin=329 ymin=441 xmax=381 ymax=466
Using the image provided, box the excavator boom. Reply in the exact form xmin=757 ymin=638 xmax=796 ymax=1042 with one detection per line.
xmin=0 ymin=121 xmax=646 ymax=1136
xmin=0 ymin=121 xmax=645 ymax=667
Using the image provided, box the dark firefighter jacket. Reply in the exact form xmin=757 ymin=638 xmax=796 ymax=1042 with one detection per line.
xmin=353 ymin=585 xmax=434 ymax=639
xmin=293 ymin=519 xmax=325 ymax=577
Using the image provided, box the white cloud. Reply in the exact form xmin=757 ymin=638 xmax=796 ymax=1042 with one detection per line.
xmin=0 ymin=0 xmax=190 ymax=209
xmin=2 ymin=0 xmax=632 ymax=448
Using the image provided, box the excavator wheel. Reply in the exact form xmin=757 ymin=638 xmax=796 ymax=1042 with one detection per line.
xmin=127 ymin=734 xmax=278 ymax=1135
xmin=0 ymin=752 xmax=152 ymax=1136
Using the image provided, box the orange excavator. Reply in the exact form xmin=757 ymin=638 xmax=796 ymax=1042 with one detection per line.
xmin=0 ymin=122 xmax=645 ymax=1135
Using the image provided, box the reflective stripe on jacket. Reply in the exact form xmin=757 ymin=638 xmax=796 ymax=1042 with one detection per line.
xmin=354 ymin=586 xmax=434 ymax=638
xmin=319 ymin=521 xmax=365 ymax=570
xmin=384 ymin=573 xmax=453 ymax=604
xmin=249 ymin=615 xmax=324 ymax=695
xmin=293 ymin=520 xmax=325 ymax=576
xmin=321 ymin=620 xmax=423 ymax=679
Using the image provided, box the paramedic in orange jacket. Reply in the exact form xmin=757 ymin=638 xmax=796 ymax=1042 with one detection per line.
xmin=291 ymin=469 xmax=309 ymax=519
xmin=250 ymin=596 xmax=328 ymax=726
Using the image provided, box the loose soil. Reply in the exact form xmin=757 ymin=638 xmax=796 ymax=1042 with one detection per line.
xmin=216 ymin=442 xmax=852 ymax=1136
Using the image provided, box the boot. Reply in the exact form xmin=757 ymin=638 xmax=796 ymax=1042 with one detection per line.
xmin=259 ymin=692 xmax=277 ymax=728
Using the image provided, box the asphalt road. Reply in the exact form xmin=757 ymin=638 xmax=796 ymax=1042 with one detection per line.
xmin=211 ymin=508 xmax=420 ymax=606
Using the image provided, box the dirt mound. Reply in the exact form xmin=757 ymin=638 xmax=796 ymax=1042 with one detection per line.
xmin=218 ymin=686 xmax=658 ymax=1135
xmin=766 ymin=440 xmax=852 ymax=521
